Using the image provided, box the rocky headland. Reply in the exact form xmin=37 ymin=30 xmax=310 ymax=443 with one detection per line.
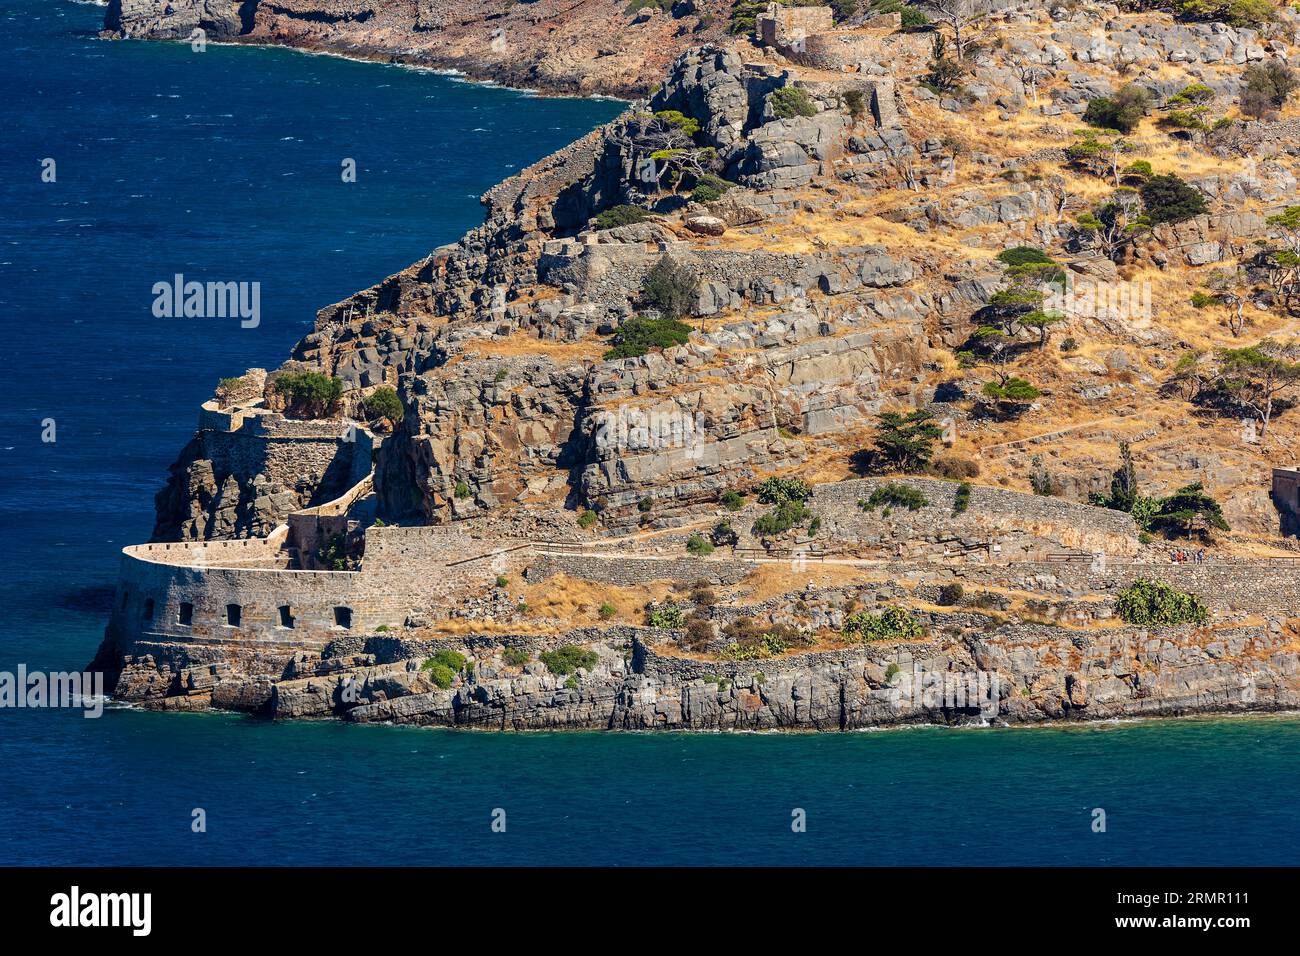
xmin=93 ymin=2 xmax=1300 ymax=729
xmin=102 ymin=0 xmax=735 ymax=97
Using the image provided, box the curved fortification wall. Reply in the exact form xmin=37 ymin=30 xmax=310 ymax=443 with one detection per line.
xmin=107 ymin=525 xmax=532 ymax=650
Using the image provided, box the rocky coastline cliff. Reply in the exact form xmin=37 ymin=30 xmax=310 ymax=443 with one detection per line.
xmin=102 ymin=0 xmax=734 ymax=97
xmin=94 ymin=2 xmax=1300 ymax=730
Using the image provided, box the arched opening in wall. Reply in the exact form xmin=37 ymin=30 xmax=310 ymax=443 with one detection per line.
xmin=142 ymin=598 xmax=154 ymax=620
xmin=334 ymin=606 xmax=352 ymax=629
xmin=226 ymin=604 xmax=242 ymax=627
xmin=278 ymin=605 xmax=295 ymax=629
xmin=178 ymin=602 xmax=193 ymax=626
xmin=120 ymin=590 xmax=130 ymax=610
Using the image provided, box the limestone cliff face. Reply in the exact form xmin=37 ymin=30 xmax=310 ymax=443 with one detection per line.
xmin=136 ymin=48 xmax=920 ymax=536
xmin=103 ymin=0 xmax=734 ymax=98
xmin=106 ymin=0 xmax=250 ymax=39
xmin=106 ymin=617 xmax=1300 ymax=729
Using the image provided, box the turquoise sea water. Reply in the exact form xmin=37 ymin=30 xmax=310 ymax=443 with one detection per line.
xmin=1 ymin=2 xmax=1297 ymax=867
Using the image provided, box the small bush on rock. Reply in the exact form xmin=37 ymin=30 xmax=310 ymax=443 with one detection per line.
xmin=756 ymin=477 xmax=812 ymax=505
xmin=1116 ymin=579 xmax=1209 ymax=626
xmin=604 ymin=315 xmax=692 ymax=360
xmin=861 ymin=483 xmax=929 ymax=512
xmin=686 ymin=534 xmax=715 ymax=556
xmin=594 ymin=205 xmax=653 ymax=230
xmin=362 ymin=386 xmax=403 ymax=424
xmin=540 ymin=645 xmax=599 ymax=676
xmin=274 ymin=371 xmax=343 ymax=419
xmin=502 ymin=647 xmax=530 ymax=667
xmin=769 ymin=86 xmax=817 ymax=119
xmin=843 ymin=606 xmax=925 ymax=642
xmin=646 ymin=604 xmax=687 ymax=629
xmin=1140 ymin=173 xmax=1208 ymax=225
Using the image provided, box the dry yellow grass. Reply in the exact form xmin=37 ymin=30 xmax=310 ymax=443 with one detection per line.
xmin=517 ymin=571 xmax=675 ymax=626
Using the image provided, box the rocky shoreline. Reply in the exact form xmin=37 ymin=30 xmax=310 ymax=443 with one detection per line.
xmin=100 ymin=0 xmax=733 ymax=98
xmin=104 ymin=617 xmax=1300 ymax=730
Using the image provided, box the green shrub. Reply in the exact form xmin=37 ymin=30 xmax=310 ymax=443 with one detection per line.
xmin=860 ymin=483 xmax=929 ymax=512
xmin=421 ymin=651 xmax=465 ymax=687
xmin=721 ymin=490 xmax=746 ymax=511
xmin=598 ymin=603 xmax=617 ymax=620
xmin=454 ymin=481 xmax=471 ymax=499
xmin=884 ymin=662 xmax=902 ymax=682
xmin=900 ymin=6 xmax=930 ymax=30
xmin=495 ymin=575 xmax=509 ymax=588
xmin=317 ymin=533 xmax=349 ymax=571
xmin=769 ymin=86 xmax=817 ymax=119
xmin=996 ymin=246 xmax=1056 ymax=269
xmin=842 ymin=88 xmax=866 ymax=123
xmin=274 ymin=371 xmax=343 ymax=419
xmin=594 ymin=205 xmax=653 ymax=230
xmin=686 ymin=534 xmax=715 ymax=556
xmin=638 ymin=497 xmax=654 ymax=513
xmin=756 ymin=477 xmax=812 ymax=505
xmin=640 ymin=255 xmax=700 ymax=323
xmin=752 ymin=500 xmax=810 ymax=536
xmin=1115 ymin=579 xmax=1209 ymax=626
xmin=1241 ymin=61 xmax=1297 ymax=119
xmin=691 ymin=173 xmax=734 ymax=203
xmin=1174 ymin=0 xmax=1277 ymax=29
xmin=362 ymin=386 xmax=403 ymax=423
xmin=728 ymin=0 xmax=766 ymax=34
xmin=431 ymin=649 xmax=466 ymax=672
xmin=937 ymin=583 xmax=965 ymax=606
xmin=540 ymin=645 xmax=599 ymax=675
xmin=1083 ymin=85 xmax=1152 ymax=133
xmin=578 ymin=510 xmax=598 ymax=529
xmin=830 ymin=0 xmax=858 ymax=19
xmin=502 ymin=647 xmax=531 ymax=667
xmin=953 ymin=481 xmax=972 ymax=515
xmin=422 ymin=662 xmax=455 ymax=689
xmin=646 ymin=605 xmax=687 ymax=629
xmin=604 ymin=315 xmax=693 ymax=360
xmin=843 ymin=606 xmax=925 ymax=642
xmin=1140 ymin=173 xmax=1208 ymax=225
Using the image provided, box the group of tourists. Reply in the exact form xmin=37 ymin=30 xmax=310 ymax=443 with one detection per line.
xmin=1169 ymin=548 xmax=1205 ymax=564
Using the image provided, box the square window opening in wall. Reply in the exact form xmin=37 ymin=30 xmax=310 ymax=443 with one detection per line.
xmin=278 ymin=605 xmax=295 ymax=629
xmin=226 ymin=603 xmax=241 ymax=627
xmin=178 ymin=602 xmax=193 ymax=626
xmin=334 ymin=606 xmax=352 ymax=629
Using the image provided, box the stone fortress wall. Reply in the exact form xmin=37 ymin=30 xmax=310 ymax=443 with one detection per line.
xmin=197 ymin=399 xmax=374 ymax=496
xmin=107 ymin=460 xmax=1300 ymax=666
xmin=108 ymin=516 xmax=532 ymax=654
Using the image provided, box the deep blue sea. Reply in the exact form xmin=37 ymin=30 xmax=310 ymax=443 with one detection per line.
xmin=0 ymin=1 xmax=1297 ymax=867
